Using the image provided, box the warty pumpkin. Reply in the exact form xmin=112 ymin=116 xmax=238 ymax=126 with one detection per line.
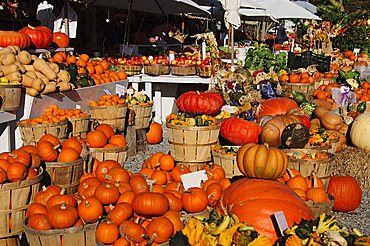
xmin=236 ymin=143 xmax=288 ymax=179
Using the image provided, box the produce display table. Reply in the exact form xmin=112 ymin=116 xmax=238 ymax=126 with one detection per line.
xmin=14 ymin=80 xmax=129 ymax=149
xmin=0 ymin=111 xmax=17 ymax=152
xmin=129 ymin=74 xmax=211 ymax=122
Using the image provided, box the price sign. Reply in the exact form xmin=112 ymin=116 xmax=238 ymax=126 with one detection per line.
xmin=181 ymin=171 xmax=208 ymax=190
xmin=274 ymin=211 xmax=289 ymax=236
xmin=75 ymin=104 xmax=81 ymax=109
xmin=353 ymin=48 xmax=360 ymax=55
xmin=116 ymin=84 xmax=126 ymax=96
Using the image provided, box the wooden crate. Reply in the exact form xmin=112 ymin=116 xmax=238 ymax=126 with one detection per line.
xmin=45 ymin=159 xmax=84 ymax=194
xmin=24 ymin=222 xmax=98 ymax=246
xmin=212 ymin=149 xmax=241 ymax=178
xmin=129 ymin=104 xmax=153 ymax=129
xmin=18 ymin=120 xmax=69 ymax=146
xmin=68 ymin=116 xmax=90 ymax=138
xmin=89 ymin=146 xmax=128 ymax=167
xmin=280 ymin=82 xmax=315 ymax=100
xmin=171 ymin=65 xmax=196 ymax=76
xmin=90 ymin=104 xmax=128 ymax=131
xmin=305 ymin=194 xmax=334 ymax=218
xmin=284 ymin=149 xmax=333 ymax=190
xmin=144 ymin=64 xmax=170 ymax=76
xmin=0 ymin=168 xmax=43 ymax=240
xmin=167 ymin=123 xmax=220 ymax=163
xmin=0 ymin=84 xmax=22 ymax=112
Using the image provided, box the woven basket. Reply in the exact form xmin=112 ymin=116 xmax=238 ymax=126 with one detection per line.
xmin=89 ymin=146 xmax=128 ymax=167
xmin=0 ymin=84 xmax=22 ymax=112
xmin=171 ymin=65 xmax=196 ymax=76
xmin=45 ymin=159 xmax=84 ymax=194
xmin=196 ymin=65 xmax=212 ymax=78
xmin=117 ymin=64 xmax=142 ymax=76
xmin=284 ymin=149 xmax=333 ymax=190
xmin=90 ymin=104 xmax=128 ymax=131
xmin=0 ymin=168 xmax=43 ymax=239
xmin=305 ymin=134 xmax=339 ymax=155
xmin=166 ymin=123 xmax=220 ymax=162
xmin=280 ymin=82 xmax=315 ymax=100
xmin=68 ymin=116 xmax=90 ymax=138
xmin=24 ymin=222 xmax=98 ymax=246
xmin=18 ymin=120 xmax=69 ymax=146
xmin=129 ymin=104 xmax=153 ymax=129
xmin=212 ymin=148 xmax=241 ymax=178
xmin=305 ymin=194 xmax=334 ymax=218
xmin=144 ymin=64 xmax=170 ymax=76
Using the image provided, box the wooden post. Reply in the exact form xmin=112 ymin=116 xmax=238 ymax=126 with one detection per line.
xmin=230 ymin=24 xmax=235 ymax=69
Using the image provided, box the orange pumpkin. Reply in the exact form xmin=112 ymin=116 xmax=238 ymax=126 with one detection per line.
xmin=146 ymin=122 xmax=163 ymax=144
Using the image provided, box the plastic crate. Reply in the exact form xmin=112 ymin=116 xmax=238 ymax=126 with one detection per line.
xmin=310 ymin=54 xmax=331 ymax=73
xmin=287 ymin=51 xmax=311 ymax=69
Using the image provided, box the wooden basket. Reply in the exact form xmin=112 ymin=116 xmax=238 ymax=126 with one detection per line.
xmin=280 ymin=82 xmax=315 ymax=100
xmin=24 ymin=222 xmax=98 ymax=246
xmin=89 ymin=146 xmax=128 ymax=167
xmin=166 ymin=123 xmax=220 ymax=162
xmin=314 ymin=78 xmax=333 ymax=90
xmin=177 ymin=162 xmax=208 ymax=172
xmin=18 ymin=120 xmax=69 ymax=146
xmin=0 ymin=168 xmax=43 ymax=239
xmin=129 ymin=104 xmax=153 ymax=129
xmin=0 ymin=84 xmax=22 ymax=112
xmin=117 ymin=64 xmax=142 ymax=76
xmin=284 ymin=149 xmax=333 ymax=190
xmin=90 ymin=104 xmax=128 ymax=131
xmin=196 ymin=65 xmax=212 ymax=78
xmin=144 ymin=64 xmax=170 ymax=76
xmin=305 ymin=194 xmax=334 ymax=218
xmin=68 ymin=116 xmax=90 ymax=138
xmin=171 ymin=65 xmax=196 ymax=76
xmin=212 ymin=149 xmax=241 ymax=178
xmin=305 ymin=137 xmax=339 ymax=155
xmin=45 ymin=159 xmax=84 ymax=194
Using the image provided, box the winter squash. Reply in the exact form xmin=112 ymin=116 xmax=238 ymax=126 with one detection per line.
xmin=78 ymin=177 xmax=101 ymax=199
xmin=47 ymin=203 xmax=79 ymax=229
xmin=281 ymin=123 xmax=310 ymax=149
xmin=206 ymin=183 xmax=223 ymax=205
xmin=176 ymin=91 xmax=223 ymax=115
xmin=62 ymin=137 xmax=83 ymax=155
xmin=0 ymin=168 xmax=6 ymax=183
xmin=0 ymin=31 xmax=31 ymax=48
xmin=27 ymin=214 xmax=52 ymax=230
xmin=57 ymin=148 xmax=79 ymax=162
xmin=46 ymin=189 xmax=77 ymax=209
xmin=37 ymin=141 xmax=58 ymax=162
xmin=292 ymin=188 xmax=306 ymax=200
xmin=158 ymin=154 xmax=175 ymax=171
xmin=146 ymin=217 xmax=174 ymax=244
xmin=20 ymin=25 xmax=52 ymax=48
xmin=150 ymin=152 xmax=165 ymax=169
xmin=78 ymin=197 xmax=103 ymax=223
xmin=182 ymin=187 xmax=208 ymax=213
xmin=26 ymin=203 xmax=48 ymax=218
xmin=132 ymin=192 xmax=169 ymax=217
xmin=6 ymin=162 xmax=28 ymax=181
xmin=350 ymin=113 xmax=370 ymax=152
xmin=219 ymin=178 xmax=231 ymax=190
xmin=146 ymin=122 xmax=163 ymax=144
xmin=114 ymin=182 xmax=132 ymax=194
xmin=305 ymin=188 xmax=328 ymax=202
xmin=119 ymin=221 xmax=146 ymax=243
xmin=86 ymin=129 xmax=108 ymax=148
xmin=163 ymin=210 xmax=183 ymax=234
xmin=34 ymin=185 xmax=62 ymax=206
xmin=163 ymin=192 xmax=183 ymax=211
xmin=140 ymin=168 xmax=154 ymax=178
xmin=236 ymin=143 xmax=288 ymax=179
xmin=96 ymin=124 xmax=115 ymax=139
xmin=151 ymin=171 xmax=168 ymax=185
xmin=95 ymin=160 xmax=121 ymax=182
xmin=202 ymin=179 xmax=218 ymax=191
xmin=129 ymin=173 xmax=149 ymax=194
xmin=219 ymin=178 xmax=313 ymax=242
xmin=8 ymin=149 xmax=31 ymax=167
xmin=220 ymin=118 xmax=262 ymax=146
xmin=30 ymin=153 xmax=41 ymax=169
xmin=96 ymin=220 xmax=120 ymax=245
xmin=113 ymin=238 xmax=131 ymax=246
xmin=95 ymin=183 xmax=120 ymax=204
xmin=27 ymin=168 xmax=38 ymax=179
xmin=110 ymin=135 xmax=127 ymax=147
xmin=52 ymin=32 xmax=69 ymax=48
xmin=39 ymin=134 xmax=60 ymax=147
xmin=164 ymin=181 xmax=184 ymax=194
xmin=287 ymin=175 xmax=308 ymax=192
xmin=202 ymin=163 xmax=225 ymax=182
xmin=257 ymin=98 xmax=299 ymax=118
xmin=108 ymin=202 xmax=133 ymax=226
xmin=104 ymin=167 xmax=130 ymax=183
xmin=117 ymin=191 xmax=136 ymax=205
xmin=0 ymin=159 xmax=10 ymax=171
xmin=171 ymin=165 xmax=191 ymax=182
xmin=327 ymin=176 xmax=362 ymax=212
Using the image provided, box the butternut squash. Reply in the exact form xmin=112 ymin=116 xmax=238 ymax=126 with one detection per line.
xmin=17 ymin=51 xmax=32 ymax=65
xmin=41 ymin=82 xmax=57 ymax=95
xmin=57 ymin=81 xmax=71 ymax=91
xmin=0 ymin=64 xmax=19 ymax=75
xmin=14 ymin=61 xmax=26 ymax=73
xmin=21 ymin=74 xmax=35 ymax=87
xmin=39 ymin=76 xmax=50 ymax=85
xmin=48 ymin=62 xmax=60 ymax=74
xmin=1 ymin=53 xmax=16 ymax=65
xmin=33 ymin=59 xmax=57 ymax=80
xmin=311 ymin=99 xmax=338 ymax=111
xmin=309 ymin=118 xmax=321 ymax=131
xmin=0 ymin=47 xmax=12 ymax=56
xmin=26 ymin=87 xmax=38 ymax=96
xmin=314 ymin=106 xmax=342 ymax=130
xmin=5 ymin=72 xmax=22 ymax=82
xmin=31 ymin=78 xmax=45 ymax=92
xmin=24 ymin=65 xmax=35 ymax=71
xmin=25 ymin=71 xmax=37 ymax=79
xmin=57 ymin=70 xmax=71 ymax=83
xmin=34 ymin=71 xmax=44 ymax=78
xmin=0 ymin=71 xmax=3 ymax=77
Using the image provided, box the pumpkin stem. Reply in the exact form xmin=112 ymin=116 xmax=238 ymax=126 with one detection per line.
xmin=27 ymin=24 xmax=35 ymax=29
xmin=286 ymin=168 xmax=297 ymax=179
xmin=109 ymin=204 xmax=115 ymax=211
xmin=60 ymin=188 xmax=66 ymax=195
xmin=42 ymin=185 xmax=47 ymax=191
xmin=60 ymin=203 xmax=67 ymax=210
xmin=146 ymin=233 xmax=157 ymax=246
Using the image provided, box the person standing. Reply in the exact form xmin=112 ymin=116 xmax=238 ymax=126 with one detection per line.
xmin=277 ymin=24 xmax=288 ymax=44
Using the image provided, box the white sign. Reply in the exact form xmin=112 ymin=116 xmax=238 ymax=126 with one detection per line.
xmin=353 ymin=48 xmax=360 ymax=55
xmin=181 ymin=171 xmax=208 ymax=190
xmin=116 ymin=84 xmax=126 ymax=96
xmin=274 ymin=211 xmax=289 ymax=235
xmin=75 ymin=104 xmax=81 ymax=109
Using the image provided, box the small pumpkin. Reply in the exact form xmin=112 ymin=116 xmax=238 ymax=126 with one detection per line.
xmin=95 ymin=160 xmax=121 ymax=182
xmin=163 ymin=210 xmax=183 ymax=234
xmin=110 ymin=135 xmax=127 ymax=147
xmin=27 ymin=214 xmax=52 ymax=230
xmin=119 ymin=221 xmax=146 ymax=243
xmin=86 ymin=129 xmax=108 ymax=148
xmin=62 ymin=137 xmax=83 ymax=155
xmin=117 ymin=191 xmax=136 ymax=205
xmin=158 ymin=154 xmax=175 ymax=171
xmin=176 ymin=91 xmax=223 ymax=115
xmin=220 ymin=118 xmax=262 ymax=146
xmin=78 ymin=197 xmax=103 ymax=223
xmin=107 ymin=202 xmax=133 ymax=226
xmin=95 ymin=183 xmax=120 ymax=205
xmin=236 ymin=143 xmax=288 ymax=179
xmin=163 ymin=192 xmax=183 ymax=211
xmin=146 ymin=121 xmax=163 ymax=144
xmin=46 ymin=188 xmax=77 ymax=209
xmin=132 ymin=192 xmax=169 ymax=217
xmin=47 ymin=203 xmax=79 ymax=229
xmin=281 ymin=123 xmax=310 ymax=149
xmin=78 ymin=177 xmax=101 ymax=199
xmin=52 ymin=32 xmax=69 ymax=48
xmin=182 ymin=187 xmax=208 ymax=213
xmin=37 ymin=141 xmax=58 ymax=162
xmin=96 ymin=124 xmax=115 ymax=139
xmin=171 ymin=165 xmax=191 ymax=183
xmin=129 ymin=173 xmax=149 ymax=194
xmin=96 ymin=220 xmax=120 ymax=245
xmin=146 ymin=217 xmax=174 ymax=244
xmin=57 ymin=148 xmax=79 ymax=162
xmin=206 ymin=183 xmax=223 ymax=206
xmin=26 ymin=203 xmax=48 ymax=218
xmin=6 ymin=162 xmax=28 ymax=182
xmin=203 ymin=163 xmax=225 ymax=182
xmin=34 ymin=185 xmax=62 ymax=206
xmin=39 ymin=134 xmax=60 ymax=147
xmin=305 ymin=187 xmax=328 ymax=202
xmin=104 ymin=166 xmax=130 ymax=183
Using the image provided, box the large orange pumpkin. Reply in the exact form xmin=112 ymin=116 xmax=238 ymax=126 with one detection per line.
xmin=236 ymin=143 xmax=288 ymax=179
xmin=176 ymin=91 xmax=223 ymax=115
xmin=218 ymin=178 xmax=313 ymax=242
xmin=0 ymin=31 xmax=31 ymax=49
xmin=146 ymin=122 xmax=163 ymax=144
xmin=19 ymin=25 xmax=52 ymax=48
xmin=257 ymin=98 xmax=299 ymax=119
xmin=220 ymin=118 xmax=262 ymax=146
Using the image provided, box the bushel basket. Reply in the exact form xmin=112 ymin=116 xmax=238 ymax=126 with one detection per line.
xmin=90 ymin=104 xmax=128 ymax=131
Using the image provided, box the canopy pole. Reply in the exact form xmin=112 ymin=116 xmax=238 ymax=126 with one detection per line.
xmin=230 ymin=23 xmax=235 ymax=70
xmin=123 ymin=0 xmax=134 ymax=45
xmin=63 ymin=0 xmax=69 ymax=37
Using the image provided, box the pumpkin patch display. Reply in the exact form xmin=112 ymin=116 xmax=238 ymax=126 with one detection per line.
xmin=176 ymin=91 xmax=223 ymax=115
xmin=220 ymin=118 xmax=262 ymax=145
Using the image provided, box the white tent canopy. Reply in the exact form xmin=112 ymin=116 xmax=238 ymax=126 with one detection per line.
xmin=293 ymin=1 xmax=318 ymax=14
xmin=253 ymin=0 xmax=320 ymax=20
xmin=83 ymin=0 xmax=210 ymax=15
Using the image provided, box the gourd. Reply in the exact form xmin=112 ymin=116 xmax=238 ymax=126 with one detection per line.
xmin=350 ymin=113 xmax=370 ymax=152
xmin=314 ymin=106 xmax=342 ymax=130
xmin=237 ymin=143 xmax=288 ymax=179
xmin=281 ymin=123 xmax=310 ymax=149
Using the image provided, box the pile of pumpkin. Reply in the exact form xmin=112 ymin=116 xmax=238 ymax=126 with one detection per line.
xmin=0 ymin=45 xmax=73 ymax=96
xmin=279 ymin=71 xmax=320 ymax=84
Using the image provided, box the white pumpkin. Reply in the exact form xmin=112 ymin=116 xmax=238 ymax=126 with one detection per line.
xmin=350 ymin=113 xmax=370 ymax=152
